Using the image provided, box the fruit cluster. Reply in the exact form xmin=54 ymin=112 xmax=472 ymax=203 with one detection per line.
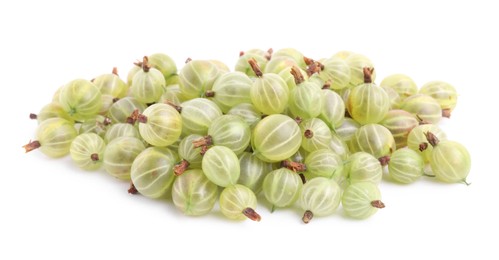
xmin=24 ymin=48 xmax=471 ymax=223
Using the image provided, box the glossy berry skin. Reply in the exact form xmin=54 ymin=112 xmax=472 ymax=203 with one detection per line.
xmin=380 ymin=109 xmax=419 ymax=148
xmin=317 ymin=57 xmax=351 ymax=90
xmin=209 ymin=71 xmax=252 ymax=113
xmin=179 ymin=60 xmax=221 ymax=100
xmin=138 ymin=103 xmax=182 ymax=147
xmin=172 ymin=169 xmax=218 ymax=216
xmin=429 ymin=140 xmax=471 ymax=184
xmin=319 ymin=89 xmax=345 ymax=130
xmin=250 ymin=72 xmax=289 ymax=115
xmin=345 ymin=53 xmax=376 ymax=87
xmin=299 ymin=177 xmax=341 ymax=222
xmin=202 ymin=146 xmax=240 ymax=187
xmin=70 ymin=133 xmax=106 ymax=171
xmin=180 ymin=98 xmax=222 ymax=136
xmin=207 ymin=115 xmax=251 ymax=156
xmin=227 ymin=103 xmax=262 ymax=129
xmin=92 ymin=71 xmax=128 ymax=99
xmin=130 ymin=64 xmax=165 ymax=104
xmin=349 ymin=124 xmax=396 ymax=160
xmin=262 ymin=168 xmax=303 ymax=209
xmin=148 ymin=53 xmax=177 ymax=81
xmin=380 ymin=74 xmax=418 ymax=100
xmin=103 ymin=136 xmax=145 ymax=180
xmin=219 ymin=184 xmax=259 ymax=221
xmin=251 ymin=114 xmax=302 ymax=163
xmin=104 ymin=123 xmax=140 ymax=144
xmin=419 ymin=81 xmax=458 ymax=115
xmin=407 ymin=124 xmax=447 ymax=162
xmin=347 ymin=81 xmax=390 ymax=125
xmin=401 ymin=94 xmax=442 ymax=124
xmin=288 ymin=80 xmax=323 ymax=119
xmin=59 ymin=79 xmax=102 ymax=122
xmin=388 ymin=148 xmax=424 ymax=184
xmin=304 ymin=149 xmax=344 ymax=181
xmin=299 ymin=118 xmax=332 ymax=152
xmin=237 ymin=152 xmax=273 ymax=194
xmin=131 ymin=147 xmax=178 ymax=199
xmin=34 ymin=102 xmax=74 ymax=124
xmin=345 ymin=152 xmax=383 ymax=185
xmin=107 ymin=97 xmax=147 ymax=124
xmin=177 ymin=134 xmax=204 ymax=169
xmin=342 ymin=181 xmax=384 ymax=219
xmin=33 ymin=118 xmax=77 ymax=158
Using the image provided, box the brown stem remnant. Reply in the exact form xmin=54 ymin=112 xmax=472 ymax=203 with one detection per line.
xmin=112 ymin=67 xmax=119 ymax=76
xmin=103 ymin=117 xmax=112 ymax=126
xmin=419 ymin=142 xmax=429 ymax=152
xmin=199 ymin=145 xmax=210 ymax=156
xmin=264 ymin=48 xmax=273 ymax=60
xmin=302 ymin=210 xmax=313 ymax=224
xmin=424 ymin=131 xmax=440 ymax=147
xmin=371 ymin=200 xmax=385 ymax=209
xmin=239 ymin=51 xmax=245 ymax=57
xmin=304 ymin=129 xmax=314 ymax=139
xmin=185 ymin=57 xmax=192 ymax=64
xmin=204 ymin=90 xmax=215 ymax=98
xmin=322 ymin=81 xmax=331 ymax=90
xmin=126 ymin=109 xmax=140 ymax=125
xmin=142 ymin=56 xmax=151 ymax=72
xmin=294 ymin=116 xmax=303 ymax=125
xmin=90 ymin=153 xmax=99 ymax=162
xmin=23 ymin=140 xmax=41 ymax=153
xmin=306 ymin=59 xmax=324 ymax=77
xmin=242 ymin=207 xmax=261 ymax=222
xmin=128 ymin=182 xmax=138 ymax=194
xmin=248 ymin=58 xmax=263 ymax=77
xmin=442 ymin=109 xmax=451 ymax=118
xmin=281 ymin=160 xmax=307 ymax=172
xmin=165 ymin=101 xmax=182 ymax=113
xmin=29 ymin=113 xmax=37 ymax=120
xmin=363 ymin=67 xmax=374 ymax=84
xmin=193 ymin=135 xmax=213 ymax=148
xmin=378 ymin=155 xmax=390 ymax=166
xmin=299 ymin=173 xmax=307 ymax=184
xmin=137 ymin=114 xmax=148 ymax=124
xmin=112 ymin=97 xmax=120 ymax=103
xmin=290 ymin=66 xmax=305 ymax=85
xmin=416 ymin=114 xmax=430 ymax=125
xmin=173 ymin=159 xmax=190 ymax=176
xmin=303 ymin=56 xmax=315 ymax=66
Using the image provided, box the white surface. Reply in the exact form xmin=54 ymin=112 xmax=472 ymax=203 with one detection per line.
xmin=2 ymin=1 xmax=498 ymax=259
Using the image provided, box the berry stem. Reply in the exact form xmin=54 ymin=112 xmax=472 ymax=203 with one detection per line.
xmin=204 ymin=90 xmax=215 ymax=97
xmin=442 ymin=109 xmax=452 ymax=118
xmin=185 ymin=57 xmax=192 ymax=64
xmin=290 ymin=66 xmax=305 ymax=85
xmin=462 ymin=179 xmax=471 ymax=186
xmin=371 ymin=200 xmax=385 ymax=209
xmin=363 ymin=67 xmax=374 ymax=84
xmin=378 ymin=155 xmax=390 ymax=166
xmin=299 ymin=173 xmax=307 ymax=184
xmin=304 ymin=129 xmax=314 ymax=139
xmin=165 ymin=101 xmax=182 ymax=113
xmin=23 ymin=140 xmax=41 ymax=153
xmin=112 ymin=67 xmax=119 ymax=76
xmin=29 ymin=113 xmax=37 ymax=120
xmin=173 ymin=159 xmax=190 ymax=176
xmin=302 ymin=210 xmax=313 ymax=224
xmin=126 ymin=109 xmax=140 ymax=125
xmin=424 ymin=131 xmax=440 ymax=147
xmin=137 ymin=114 xmax=148 ymax=124
xmin=90 ymin=153 xmax=99 ymax=161
xmin=242 ymin=207 xmax=261 ymax=221
xmin=192 ymin=135 xmax=213 ymax=148
xmin=294 ymin=116 xmax=303 ymax=125
xmin=248 ymin=58 xmax=263 ymax=77
xmin=142 ymin=56 xmax=151 ymax=72
xmin=281 ymin=160 xmax=307 ymax=172
xmin=265 ymin=48 xmax=273 ymax=60
xmin=419 ymin=142 xmax=429 ymax=152
xmin=128 ymin=182 xmax=138 ymax=194
xmin=322 ymin=81 xmax=331 ymax=90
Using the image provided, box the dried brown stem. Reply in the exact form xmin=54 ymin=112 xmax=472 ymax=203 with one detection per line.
xmin=294 ymin=116 xmax=303 ymax=125
xmin=137 ymin=114 xmax=148 ymax=124
xmin=248 ymin=58 xmax=263 ymax=77
xmin=290 ymin=66 xmax=305 ymax=85
xmin=23 ymin=140 xmax=41 ymax=153
xmin=419 ymin=142 xmax=429 ymax=152
xmin=112 ymin=97 xmax=120 ymax=103
xmin=363 ymin=67 xmax=374 ymax=83
xmin=192 ymin=135 xmax=213 ymax=148
xmin=128 ymin=182 xmax=138 ymax=194
xmin=112 ymin=67 xmax=119 ymax=76
xmin=173 ymin=159 xmax=190 ymax=176
xmin=322 ymin=81 xmax=331 ymax=90
xmin=299 ymin=173 xmax=307 ymax=184
xmin=371 ymin=200 xmax=385 ymax=209
xmin=304 ymin=129 xmax=314 ymax=139
xmin=424 ymin=131 xmax=440 ymax=147
xmin=265 ymin=48 xmax=273 ymax=60
xmin=126 ymin=109 xmax=140 ymax=125
xmin=416 ymin=114 xmax=430 ymax=125
xmin=204 ymin=90 xmax=215 ymax=97
xmin=281 ymin=160 xmax=307 ymax=172
xmin=185 ymin=57 xmax=192 ymax=64
xmin=303 ymin=56 xmax=315 ymax=66
xmin=442 ymin=109 xmax=451 ymax=118
xmin=302 ymin=210 xmax=313 ymax=224
xmin=378 ymin=155 xmax=390 ymax=166
xmin=90 ymin=153 xmax=99 ymax=161
xmin=306 ymin=60 xmax=323 ymax=77
xmin=165 ymin=101 xmax=182 ymax=113
xmin=239 ymin=51 xmax=245 ymax=57
xmin=142 ymin=56 xmax=151 ymax=72
xmin=242 ymin=207 xmax=261 ymax=222
xmin=29 ymin=113 xmax=37 ymax=120
xmin=199 ymin=146 xmax=209 ymax=156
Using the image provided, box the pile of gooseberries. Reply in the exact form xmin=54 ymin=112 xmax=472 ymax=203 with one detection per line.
xmin=24 ymin=48 xmax=470 ymax=223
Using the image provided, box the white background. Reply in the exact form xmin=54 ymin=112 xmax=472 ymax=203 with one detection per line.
xmin=2 ymin=0 xmax=498 ymax=259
